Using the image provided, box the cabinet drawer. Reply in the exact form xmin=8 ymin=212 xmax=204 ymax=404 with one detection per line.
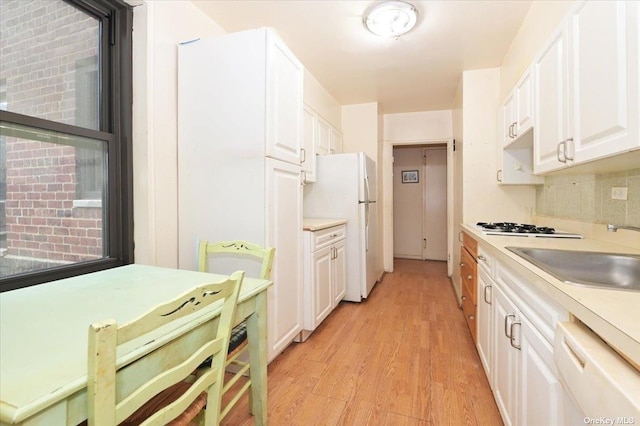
xmin=312 ymin=224 xmax=346 ymax=251
xmin=462 ymin=231 xmax=477 ymax=258
xmin=461 ymin=282 xmax=477 ymax=342
xmin=460 ymin=246 xmax=477 ymax=305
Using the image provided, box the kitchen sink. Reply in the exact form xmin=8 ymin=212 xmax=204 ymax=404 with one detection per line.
xmin=506 ymin=247 xmax=640 ymax=291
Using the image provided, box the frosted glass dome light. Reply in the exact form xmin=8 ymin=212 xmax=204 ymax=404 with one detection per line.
xmin=364 ymin=1 xmax=418 ymax=37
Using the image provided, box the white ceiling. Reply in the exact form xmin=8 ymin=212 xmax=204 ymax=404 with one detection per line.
xmin=192 ymin=0 xmax=532 ymax=114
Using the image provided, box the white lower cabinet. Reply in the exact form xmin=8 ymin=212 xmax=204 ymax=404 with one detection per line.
xmin=301 ymin=224 xmax=346 ymax=341
xmin=478 ymin=244 xmax=574 ymax=426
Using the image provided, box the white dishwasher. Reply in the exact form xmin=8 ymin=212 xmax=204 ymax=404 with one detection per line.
xmin=554 ymin=321 xmax=640 ymax=422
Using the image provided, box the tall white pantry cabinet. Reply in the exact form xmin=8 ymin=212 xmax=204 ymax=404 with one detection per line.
xmin=177 ymin=28 xmax=304 ymax=362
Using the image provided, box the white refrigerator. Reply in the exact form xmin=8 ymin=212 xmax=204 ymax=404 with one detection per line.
xmin=303 ymin=153 xmax=378 ymax=302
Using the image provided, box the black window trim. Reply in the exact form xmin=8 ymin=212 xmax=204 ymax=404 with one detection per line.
xmin=0 ymin=0 xmax=133 ymax=292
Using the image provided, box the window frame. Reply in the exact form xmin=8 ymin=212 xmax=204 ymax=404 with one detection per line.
xmin=0 ymin=0 xmax=133 ymax=292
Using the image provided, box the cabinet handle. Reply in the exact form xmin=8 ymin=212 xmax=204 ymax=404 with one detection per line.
xmin=478 ymin=254 xmax=486 ymax=262
xmin=467 ymin=275 xmax=472 ymax=280
xmin=330 ymin=234 xmax=338 ymax=238
xmin=468 ymin=315 xmax=475 ymax=320
xmin=563 ymin=137 xmax=574 ymax=161
xmin=459 ymin=262 xmax=464 ymax=267
xmin=504 ymin=313 xmax=515 ymax=338
xmin=557 ymin=141 xmax=567 ymax=163
xmin=461 ymin=295 xmax=467 ymax=301
xmin=496 ymin=169 xmax=502 ymax=182
xmin=510 ymin=321 xmax=522 ymax=350
xmin=508 ymin=123 xmax=514 ymax=138
xmin=483 ymin=285 xmax=492 ymax=305
xmin=458 ymin=231 xmax=463 ymax=243
xmin=301 ymin=148 xmax=306 ymax=163
xmin=512 ymin=121 xmax=518 ymax=138
xmin=423 ymin=238 xmax=427 ymax=249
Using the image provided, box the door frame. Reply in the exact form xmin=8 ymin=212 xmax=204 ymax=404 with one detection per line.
xmin=382 ymin=138 xmax=453 ymax=275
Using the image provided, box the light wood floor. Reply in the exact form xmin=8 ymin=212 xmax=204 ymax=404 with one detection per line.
xmin=222 ymin=259 xmax=503 ymax=425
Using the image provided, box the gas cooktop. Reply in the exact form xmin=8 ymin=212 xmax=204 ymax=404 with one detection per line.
xmin=476 ymin=222 xmax=583 ymax=239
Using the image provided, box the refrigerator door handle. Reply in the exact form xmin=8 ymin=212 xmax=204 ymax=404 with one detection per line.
xmin=365 ymin=203 xmax=369 ymax=251
xmin=364 ymin=175 xmax=370 ymax=204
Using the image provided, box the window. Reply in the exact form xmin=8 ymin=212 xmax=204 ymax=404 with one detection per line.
xmin=0 ymin=0 xmax=133 ymax=291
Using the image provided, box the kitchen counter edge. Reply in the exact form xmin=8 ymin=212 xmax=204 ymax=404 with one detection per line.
xmin=303 ymin=218 xmax=348 ymax=231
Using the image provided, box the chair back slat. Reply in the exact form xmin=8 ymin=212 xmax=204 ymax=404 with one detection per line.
xmin=198 ymin=240 xmax=275 ymax=280
xmin=87 ymin=271 xmax=243 ymax=426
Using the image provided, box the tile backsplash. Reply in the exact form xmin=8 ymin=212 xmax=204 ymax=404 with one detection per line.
xmin=536 ymin=168 xmax=640 ymax=227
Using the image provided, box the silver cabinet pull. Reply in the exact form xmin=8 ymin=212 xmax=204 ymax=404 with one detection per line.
xmin=504 ymin=313 xmax=515 ymax=338
xmin=510 ymin=321 xmax=522 ymax=350
xmin=468 ymin=315 xmax=475 ymax=320
xmin=557 ymin=141 xmax=567 ymax=163
xmin=461 ymin=295 xmax=467 ymax=301
xmin=564 ymin=137 xmax=574 ymax=161
xmin=512 ymin=121 xmax=518 ymax=138
xmin=458 ymin=231 xmax=463 ymax=243
xmin=483 ymin=285 xmax=492 ymax=305
xmin=478 ymin=254 xmax=486 ymax=262
xmin=497 ymin=169 xmax=502 ymax=182
xmin=459 ymin=262 xmax=464 ymax=267
xmin=467 ymin=275 xmax=472 ymax=280
xmin=300 ymin=148 xmax=306 ymax=163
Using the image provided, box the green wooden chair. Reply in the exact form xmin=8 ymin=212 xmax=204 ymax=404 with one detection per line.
xmin=197 ymin=240 xmax=275 ymax=420
xmin=87 ymin=271 xmax=244 ymax=426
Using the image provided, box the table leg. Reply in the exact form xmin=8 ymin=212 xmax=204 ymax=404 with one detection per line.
xmin=246 ymin=291 xmax=267 ymax=425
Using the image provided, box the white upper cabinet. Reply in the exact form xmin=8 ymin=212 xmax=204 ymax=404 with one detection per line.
xmin=267 ymin=31 xmax=304 ymax=165
xmin=502 ymin=68 xmax=534 ymax=147
xmin=316 ymin=118 xmax=331 ymax=155
xmin=533 ymin=0 xmax=639 ymax=174
xmin=330 ymin=127 xmax=343 ymax=154
xmin=533 ymin=23 xmax=572 ymax=174
xmin=569 ymin=0 xmax=639 ymax=164
xmin=302 ymin=105 xmax=317 ymax=182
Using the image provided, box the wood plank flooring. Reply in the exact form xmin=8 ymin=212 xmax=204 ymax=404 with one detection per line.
xmin=222 ymin=259 xmax=503 ymax=425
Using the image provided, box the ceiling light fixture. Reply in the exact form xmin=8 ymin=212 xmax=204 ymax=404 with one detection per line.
xmin=364 ymin=0 xmax=418 ymax=38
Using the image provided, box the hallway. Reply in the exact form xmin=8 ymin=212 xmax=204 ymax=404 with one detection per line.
xmin=222 ymin=259 xmax=502 ymax=425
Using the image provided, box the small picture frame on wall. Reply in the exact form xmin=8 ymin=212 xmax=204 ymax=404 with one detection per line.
xmin=402 ymin=170 xmax=419 ymax=183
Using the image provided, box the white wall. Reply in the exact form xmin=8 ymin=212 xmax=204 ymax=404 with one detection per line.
xmin=461 ymin=69 xmax=536 ymax=226
xmin=303 ymin=69 xmax=341 ymax=130
xmin=132 ymin=1 xmax=225 ymax=267
xmin=499 ymin=1 xmax=575 ymax=100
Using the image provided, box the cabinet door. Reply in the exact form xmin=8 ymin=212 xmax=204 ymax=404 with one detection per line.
xmin=492 ymin=285 xmax=519 ymax=426
xmin=302 ymin=106 xmax=317 ymax=182
xmin=477 ymin=269 xmax=493 ymax=383
xmin=515 ymin=69 xmax=533 ymax=138
xmin=517 ymin=314 xmax=564 ymax=426
xmin=533 ymin=23 xmax=571 ymax=174
xmin=502 ymin=91 xmax=516 ymax=147
xmin=316 ymin=118 xmax=331 ymax=155
xmin=569 ymin=0 xmax=639 ymax=163
xmin=265 ymin=158 xmax=303 ymax=361
xmin=313 ymin=246 xmax=333 ymax=326
xmin=330 ymin=127 xmax=343 ymax=154
xmin=267 ymin=32 xmax=303 ymax=165
xmin=332 ymin=239 xmax=346 ymax=306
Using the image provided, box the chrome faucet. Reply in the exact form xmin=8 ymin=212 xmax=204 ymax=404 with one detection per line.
xmin=607 ymin=224 xmax=640 ymax=232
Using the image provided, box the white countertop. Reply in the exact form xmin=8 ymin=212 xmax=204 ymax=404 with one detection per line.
xmin=462 ymin=224 xmax=640 ymax=367
xmin=303 ymin=217 xmax=348 ymax=231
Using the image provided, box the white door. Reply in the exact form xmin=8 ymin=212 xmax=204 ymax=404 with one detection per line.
xmin=302 ymin=105 xmax=317 ymax=182
xmin=332 ymin=239 xmax=346 ymax=306
xmin=422 ymin=147 xmax=447 ymax=261
xmin=265 ymin=158 xmax=302 ymax=361
xmin=477 ymin=268 xmax=493 ymax=382
xmin=493 ymin=285 xmax=519 ymax=426
xmin=533 ymin=23 xmax=571 ymax=174
xmin=267 ymin=31 xmax=303 ymax=165
xmin=312 ymin=245 xmax=333 ymax=326
xmin=518 ymin=315 xmax=564 ymax=426
xmin=569 ymin=0 xmax=638 ymax=163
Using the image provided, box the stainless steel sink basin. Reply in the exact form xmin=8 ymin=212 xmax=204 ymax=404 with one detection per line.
xmin=506 ymin=247 xmax=640 ymax=291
